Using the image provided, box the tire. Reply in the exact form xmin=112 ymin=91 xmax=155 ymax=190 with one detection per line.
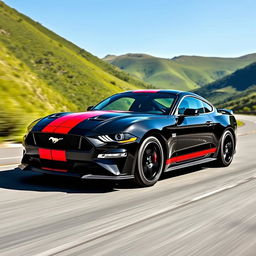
xmin=134 ymin=136 xmax=164 ymax=187
xmin=214 ymin=130 xmax=235 ymax=167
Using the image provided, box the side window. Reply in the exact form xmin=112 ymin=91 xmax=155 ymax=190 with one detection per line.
xmin=202 ymin=101 xmax=213 ymax=113
xmin=178 ymin=97 xmax=204 ymax=115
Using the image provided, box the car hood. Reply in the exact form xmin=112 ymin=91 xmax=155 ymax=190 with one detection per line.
xmin=32 ymin=110 xmax=167 ymax=136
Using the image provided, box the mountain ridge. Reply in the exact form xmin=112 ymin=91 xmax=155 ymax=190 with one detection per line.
xmin=103 ymin=53 xmax=256 ymax=91
xmin=194 ymin=62 xmax=256 ymax=112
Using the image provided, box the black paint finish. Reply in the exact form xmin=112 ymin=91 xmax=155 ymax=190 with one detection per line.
xmin=21 ymin=90 xmax=237 ymax=180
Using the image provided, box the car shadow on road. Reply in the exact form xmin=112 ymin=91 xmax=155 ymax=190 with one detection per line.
xmin=0 ymin=164 xmax=212 ymax=193
xmin=115 ymin=165 xmax=209 ymax=189
xmin=0 ymin=168 xmax=118 ymax=194
xmin=161 ymin=165 xmax=207 ymax=180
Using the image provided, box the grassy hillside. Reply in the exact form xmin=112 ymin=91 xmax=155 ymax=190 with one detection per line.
xmin=0 ymin=2 xmax=150 ymax=141
xmin=194 ymin=62 xmax=256 ymax=113
xmin=103 ymin=53 xmax=256 ymax=91
xmin=0 ymin=42 xmax=77 ymax=141
xmin=217 ymin=90 xmax=256 ymax=113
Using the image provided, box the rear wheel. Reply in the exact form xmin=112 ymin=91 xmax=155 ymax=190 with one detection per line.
xmin=215 ymin=130 xmax=235 ymax=167
xmin=134 ymin=136 xmax=164 ymax=187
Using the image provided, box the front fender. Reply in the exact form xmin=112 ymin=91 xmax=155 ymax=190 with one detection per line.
xmin=125 ymin=116 xmax=177 ymax=143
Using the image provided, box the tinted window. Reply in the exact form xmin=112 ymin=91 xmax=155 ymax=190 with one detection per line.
xmin=154 ymin=98 xmax=174 ymax=108
xmin=178 ymin=97 xmax=204 ymax=114
xmin=94 ymin=93 xmax=176 ymax=114
xmin=202 ymin=101 xmax=213 ymax=113
xmin=100 ymin=97 xmax=135 ymax=111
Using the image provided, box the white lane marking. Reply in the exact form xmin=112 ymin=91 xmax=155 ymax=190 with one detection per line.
xmin=35 ymin=169 xmax=256 ymax=256
xmin=238 ymin=130 xmax=256 ymax=136
xmin=0 ymin=164 xmax=18 ymax=170
xmin=191 ymin=187 xmax=230 ymax=201
xmin=0 ymin=143 xmax=22 ymax=148
xmin=0 ymin=156 xmax=21 ymax=160
xmin=191 ymin=177 xmax=253 ymax=201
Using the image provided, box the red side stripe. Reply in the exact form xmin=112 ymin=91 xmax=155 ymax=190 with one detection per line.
xmin=42 ymin=167 xmax=67 ymax=173
xmin=38 ymin=148 xmax=67 ymax=161
xmin=133 ymin=90 xmax=159 ymax=93
xmin=42 ymin=111 xmax=108 ymax=134
xmin=166 ymin=148 xmax=217 ymax=165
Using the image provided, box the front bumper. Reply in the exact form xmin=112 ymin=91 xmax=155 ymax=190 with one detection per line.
xmin=21 ymin=143 xmax=137 ymax=180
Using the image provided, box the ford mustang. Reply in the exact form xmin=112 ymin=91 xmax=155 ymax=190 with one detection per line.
xmin=20 ymin=90 xmax=237 ymax=186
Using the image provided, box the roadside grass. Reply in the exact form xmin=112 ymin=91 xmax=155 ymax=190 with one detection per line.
xmin=237 ymin=120 xmax=245 ymax=127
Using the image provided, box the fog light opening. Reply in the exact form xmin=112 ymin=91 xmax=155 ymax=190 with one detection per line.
xmin=97 ymin=152 xmax=127 ymax=158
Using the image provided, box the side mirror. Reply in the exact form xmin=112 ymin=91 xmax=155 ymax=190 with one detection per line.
xmin=183 ymin=108 xmax=199 ymax=116
xmin=217 ymin=108 xmax=233 ymax=115
xmin=87 ymin=105 xmax=94 ymax=111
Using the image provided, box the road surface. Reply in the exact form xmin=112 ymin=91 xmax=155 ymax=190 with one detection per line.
xmin=0 ymin=114 xmax=256 ymax=256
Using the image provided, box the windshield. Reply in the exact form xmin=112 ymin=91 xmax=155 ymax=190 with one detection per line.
xmin=93 ymin=92 xmax=176 ymax=115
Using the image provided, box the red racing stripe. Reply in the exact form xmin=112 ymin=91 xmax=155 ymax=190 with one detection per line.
xmin=166 ymin=148 xmax=217 ymax=165
xmin=39 ymin=148 xmax=66 ymax=161
xmin=42 ymin=167 xmax=67 ymax=173
xmin=38 ymin=148 xmax=52 ymax=160
xmin=42 ymin=111 xmax=108 ymax=134
xmin=51 ymin=150 xmax=66 ymax=161
xmin=42 ymin=113 xmax=81 ymax=133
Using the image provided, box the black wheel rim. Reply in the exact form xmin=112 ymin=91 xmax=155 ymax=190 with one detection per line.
xmin=142 ymin=142 xmax=162 ymax=180
xmin=223 ymin=135 xmax=233 ymax=163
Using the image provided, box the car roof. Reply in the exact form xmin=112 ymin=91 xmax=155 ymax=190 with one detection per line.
xmin=122 ymin=89 xmax=201 ymax=98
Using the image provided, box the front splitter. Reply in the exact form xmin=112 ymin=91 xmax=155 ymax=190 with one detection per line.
xmin=19 ymin=165 xmax=134 ymax=180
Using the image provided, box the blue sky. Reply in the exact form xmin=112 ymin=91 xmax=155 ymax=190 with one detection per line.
xmin=4 ymin=0 xmax=256 ymax=58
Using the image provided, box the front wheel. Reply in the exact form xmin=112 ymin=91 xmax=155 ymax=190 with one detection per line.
xmin=134 ymin=136 xmax=164 ymax=187
xmin=215 ymin=130 xmax=235 ymax=167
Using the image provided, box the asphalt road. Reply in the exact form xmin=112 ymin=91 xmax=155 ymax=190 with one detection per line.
xmin=0 ymin=114 xmax=256 ymax=256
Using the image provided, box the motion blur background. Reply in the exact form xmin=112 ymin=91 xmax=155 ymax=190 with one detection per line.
xmin=0 ymin=0 xmax=255 ymax=142
xmin=1 ymin=1 xmax=256 ymax=256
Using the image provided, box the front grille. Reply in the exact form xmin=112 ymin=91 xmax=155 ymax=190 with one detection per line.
xmin=25 ymin=132 xmax=93 ymax=151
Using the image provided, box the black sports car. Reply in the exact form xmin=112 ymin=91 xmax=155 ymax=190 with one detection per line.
xmin=20 ymin=90 xmax=237 ymax=186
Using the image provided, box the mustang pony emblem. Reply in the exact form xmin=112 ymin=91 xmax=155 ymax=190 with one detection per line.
xmin=49 ymin=137 xmax=63 ymax=144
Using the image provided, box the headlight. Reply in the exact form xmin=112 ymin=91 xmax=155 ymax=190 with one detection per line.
xmin=115 ymin=133 xmax=125 ymax=141
xmin=98 ymin=133 xmax=137 ymax=143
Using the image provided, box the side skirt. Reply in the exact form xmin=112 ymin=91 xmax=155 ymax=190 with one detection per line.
xmin=165 ymin=157 xmax=217 ymax=172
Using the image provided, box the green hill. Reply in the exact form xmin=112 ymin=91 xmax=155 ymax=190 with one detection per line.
xmin=194 ymin=62 xmax=256 ymax=113
xmin=0 ymin=2 xmax=150 ymax=141
xmin=103 ymin=53 xmax=256 ymax=91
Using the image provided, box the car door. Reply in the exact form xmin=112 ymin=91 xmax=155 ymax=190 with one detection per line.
xmin=173 ymin=96 xmax=215 ymax=164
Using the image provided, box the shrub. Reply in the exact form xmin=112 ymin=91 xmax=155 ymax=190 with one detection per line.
xmin=242 ymin=106 xmax=250 ymax=112
xmin=0 ymin=110 xmax=22 ymax=137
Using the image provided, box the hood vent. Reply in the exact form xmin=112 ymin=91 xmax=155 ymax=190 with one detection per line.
xmin=87 ymin=115 xmax=113 ymax=121
xmin=49 ymin=112 xmax=69 ymax=118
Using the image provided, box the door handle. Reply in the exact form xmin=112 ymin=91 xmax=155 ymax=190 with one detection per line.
xmin=206 ymin=121 xmax=213 ymax=126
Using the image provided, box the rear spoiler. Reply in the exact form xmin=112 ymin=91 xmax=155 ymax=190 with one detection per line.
xmin=217 ymin=108 xmax=234 ymax=115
